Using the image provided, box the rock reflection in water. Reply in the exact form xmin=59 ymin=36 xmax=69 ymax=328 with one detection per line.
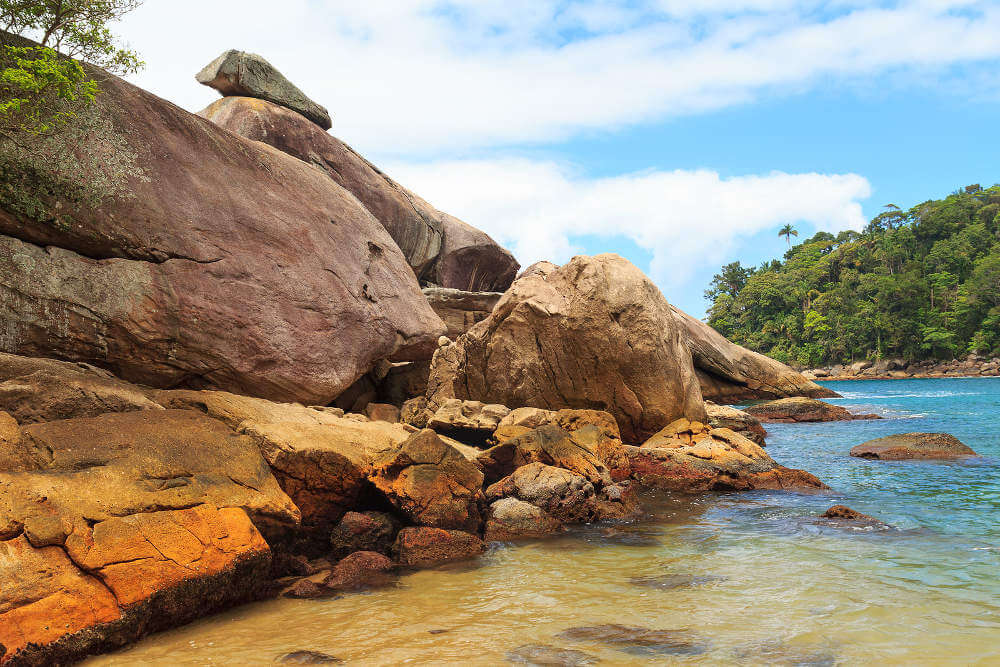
xmin=556 ymin=624 xmax=710 ymax=656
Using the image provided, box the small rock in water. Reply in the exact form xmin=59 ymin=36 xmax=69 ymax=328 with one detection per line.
xmin=557 ymin=624 xmax=709 ymax=656
xmin=820 ymin=505 xmax=890 ymax=528
xmin=506 ymin=643 xmax=600 ymax=666
xmin=277 ymin=650 xmax=342 ymax=663
xmin=849 ymin=433 xmax=977 ymax=460
xmin=629 ymin=574 xmax=727 ymax=590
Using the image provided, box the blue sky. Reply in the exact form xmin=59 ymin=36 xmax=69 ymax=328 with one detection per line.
xmin=117 ymin=0 xmax=1000 ymax=317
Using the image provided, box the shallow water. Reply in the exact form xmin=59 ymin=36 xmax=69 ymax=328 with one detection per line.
xmin=88 ymin=378 xmax=1000 ymax=666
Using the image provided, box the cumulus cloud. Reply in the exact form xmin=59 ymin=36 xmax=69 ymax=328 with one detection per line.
xmin=385 ymin=158 xmax=872 ymax=288
xmin=115 ymin=0 xmax=1000 ymax=157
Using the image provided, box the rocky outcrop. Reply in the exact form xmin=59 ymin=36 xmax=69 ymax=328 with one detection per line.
xmin=423 ymin=287 xmax=503 ymax=338
xmin=484 ymin=462 xmax=635 ymax=523
xmin=807 ymin=354 xmax=1000 ymax=380
xmin=369 ymin=429 xmax=485 ymax=533
xmin=197 ymin=51 xmax=332 ymax=129
xmin=704 ymin=402 xmax=767 ymax=446
xmin=627 ymin=418 xmax=826 ymax=492
xmin=0 ymin=352 xmax=163 ymax=424
xmin=0 ymin=409 xmax=299 ymax=664
xmin=849 ymin=433 xmax=977 ymax=460
xmin=0 ymin=57 xmax=444 ymax=407
xmin=329 ymin=511 xmax=399 ymax=560
xmin=670 ymin=305 xmax=838 ymax=402
xmin=197 ymin=96 xmax=519 ymax=291
xmin=427 ymin=254 xmax=706 ymax=443
xmin=744 ymin=397 xmax=880 ymax=423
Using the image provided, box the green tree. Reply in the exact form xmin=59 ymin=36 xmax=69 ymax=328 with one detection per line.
xmin=779 ymin=223 xmax=798 ymax=248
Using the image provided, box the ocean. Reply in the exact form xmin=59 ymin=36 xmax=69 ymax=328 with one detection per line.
xmin=88 ymin=377 xmax=1000 ymax=665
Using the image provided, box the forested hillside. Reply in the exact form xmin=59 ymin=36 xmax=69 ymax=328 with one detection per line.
xmin=706 ymin=184 xmax=1000 ymax=367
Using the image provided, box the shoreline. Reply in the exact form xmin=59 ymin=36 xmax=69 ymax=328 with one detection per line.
xmin=816 ymin=373 xmax=1000 ymax=382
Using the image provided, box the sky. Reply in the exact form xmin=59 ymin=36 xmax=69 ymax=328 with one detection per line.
xmin=115 ymin=0 xmax=1000 ymax=317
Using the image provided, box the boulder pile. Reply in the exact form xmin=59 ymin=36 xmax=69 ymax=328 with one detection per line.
xmin=0 ymin=41 xmax=841 ymax=665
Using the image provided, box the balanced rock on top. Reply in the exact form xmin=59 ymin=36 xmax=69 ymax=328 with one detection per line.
xmin=197 ymin=50 xmax=332 ymax=130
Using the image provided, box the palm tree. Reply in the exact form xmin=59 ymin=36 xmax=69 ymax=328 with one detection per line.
xmin=779 ymin=224 xmax=798 ymax=248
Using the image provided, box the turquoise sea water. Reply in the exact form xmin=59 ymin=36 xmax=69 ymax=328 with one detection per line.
xmin=91 ymin=377 xmax=1000 ymax=666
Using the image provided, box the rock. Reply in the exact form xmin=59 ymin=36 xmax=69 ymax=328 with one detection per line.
xmin=198 ymin=96 xmax=518 ymax=294
xmin=484 ymin=497 xmax=562 ymax=542
xmin=506 ymin=644 xmax=599 ymax=666
xmin=850 ymin=433 xmax=977 ymax=460
xmin=392 ymin=527 xmax=485 ymax=567
xmin=427 ymin=254 xmax=706 ymax=443
xmin=0 ymin=410 xmax=18 ymax=449
xmin=323 ymin=551 xmax=395 ymax=591
xmin=435 ymin=213 xmax=520 ymax=292
xmin=627 ymin=421 xmax=826 ymax=493
xmin=422 ymin=287 xmax=503 ymax=337
xmin=0 ymin=56 xmax=444 ymax=407
xmin=704 ymin=402 xmax=767 ymax=446
xmin=0 ymin=505 xmax=274 ymax=666
xmin=744 ymin=397 xmax=881 ymax=423
xmin=427 ymin=398 xmax=511 ymax=444
xmin=670 ymin=305 xmax=839 ymax=403
xmin=849 ymin=361 xmax=872 ymax=374
xmin=485 ymin=463 xmax=603 ymax=523
xmin=556 ymin=624 xmax=709 ymax=656
xmin=329 ymin=511 xmax=400 ymax=560
xmin=820 ymin=505 xmax=888 ymax=527
xmin=278 ymin=650 xmax=343 ymax=664
xmin=380 ymin=361 xmax=431 ymax=406
xmin=517 ymin=261 xmax=559 ymax=280
xmin=156 ymin=389 xmax=416 ymax=537
xmin=400 ymin=396 xmax=432 ymax=428
xmin=0 ymin=409 xmax=299 ymax=544
xmin=365 ymin=403 xmax=400 ymax=423
xmin=477 ymin=424 xmax=611 ymax=487
xmin=196 ymin=51 xmax=332 ymax=130
xmin=369 ymin=429 xmax=485 ymax=532
xmin=282 ymin=577 xmax=330 ymax=600
xmin=495 ymin=408 xmax=630 ymax=479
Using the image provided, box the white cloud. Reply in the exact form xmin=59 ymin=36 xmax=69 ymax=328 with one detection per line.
xmin=384 ymin=157 xmax=872 ymax=288
xmin=114 ymin=0 xmax=1000 ymax=157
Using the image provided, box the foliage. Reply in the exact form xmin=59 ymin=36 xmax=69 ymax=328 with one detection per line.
xmin=706 ymin=185 xmax=1000 ymax=364
xmin=0 ymin=0 xmax=146 ymax=225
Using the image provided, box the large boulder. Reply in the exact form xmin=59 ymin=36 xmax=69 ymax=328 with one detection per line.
xmin=423 ymin=287 xmax=503 ymax=338
xmin=0 ymin=54 xmax=444 ymax=406
xmin=477 ymin=424 xmax=612 ymax=487
xmin=196 ymin=51 xmax=332 ymax=130
xmin=369 ymin=429 xmax=485 ymax=532
xmin=0 ymin=409 xmax=299 ymax=664
xmin=670 ymin=305 xmax=839 ymax=402
xmin=197 ymin=96 xmax=519 ymax=292
xmin=427 ymin=254 xmax=706 ymax=443
xmin=850 ymin=433 xmax=977 ymax=460
xmin=484 ymin=462 xmax=634 ymax=523
xmin=484 ymin=497 xmax=562 ymax=542
xmin=627 ymin=419 xmax=826 ymax=493
xmin=744 ymin=397 xmax=880 ymax=423
xmin=392 ymin=527 xmax=485 ymax=567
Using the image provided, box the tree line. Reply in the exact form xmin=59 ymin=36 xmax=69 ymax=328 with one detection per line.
xmin=706 ymin=184 xmax=1000 ymax=367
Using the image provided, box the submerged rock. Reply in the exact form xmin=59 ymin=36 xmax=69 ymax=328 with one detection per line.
xmin=556 ymin=624 xmax=709 ymax=656
xmin=197 ymin=50 xmax=332 ymax=129
xmin=506 ymin=644 xmax=600 ymax=666
xmin=629 ymin=574 xmax=728 ymax=590
xmin=820 ymin=505 xmax=891 ymax=529
xmin=323 ymin=551 xmax=395 ymax=591
xmin=744 ymin=397 xmax=880 ymax=423
xmin=849 ymin=433 xmax=977 ymax=460
xmin=277 ymin=650 xmax=343 ymax=664
xmin=427 ymin=254 xmax=706 ymax=443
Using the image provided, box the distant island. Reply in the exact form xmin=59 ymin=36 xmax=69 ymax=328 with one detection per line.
xmin=706 ymin=184 xmax=1000 ymax=367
